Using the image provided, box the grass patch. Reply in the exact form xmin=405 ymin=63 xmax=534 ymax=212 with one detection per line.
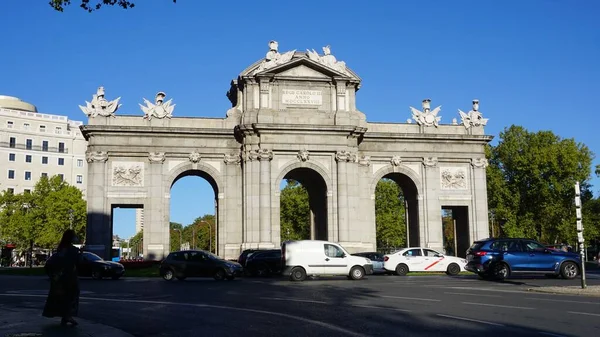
xmin=124 ymin=266 xmax=160 ymax=277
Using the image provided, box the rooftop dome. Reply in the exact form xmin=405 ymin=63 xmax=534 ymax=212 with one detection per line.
xmin=0 ymin=95 xmax=38 ymax=112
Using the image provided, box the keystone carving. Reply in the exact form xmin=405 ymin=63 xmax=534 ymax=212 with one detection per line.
xmin=297 ymin=149 xmax=310 ymax=162
xmin=189 ymin=151 xmax=201 ymax=163
xmin=390 ymin=155 xmax=402 ymax=166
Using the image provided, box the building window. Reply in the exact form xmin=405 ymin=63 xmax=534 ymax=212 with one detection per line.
xmin=25 ymin=171 xmax=32 ymax=180
xmin=58 ymin=174 xmax=64 ymax=181
xmin=58 ymin=142 xmax=65 ymax=153
xmin=58 ymin=158 xmax=64 ymax=166
xmin=23 ymin=123 xmax=30 ymax=130
xmin=8 ymin=170 xmax=15 ymax=179
xmin=77 ymin=159 xmax=83 ymax=167
xmin=42 ymin=141 xmax=48 ymax=151
xmin=55 ymin=127 xmax=62 ymax=134
xmin=42 ymin=156 xmax=48 ymax=164
xmin=41 ymin=172 xmax=48 ymax=178
xmin=76 ymin=175 xmax=83 ymax=184
xmin=26 ymin=139 xmax=33 ymax=150
xmin=7 ymin=121 xmax=13 ymax=128
xmin=9 ymin=153 xmax=15 ymax=161
xmin=9 ymin=137 xmax=16 ymax=148
xmin=25 ymin=155 xmax=32 ymax=163
xmin=24 ymin=189 xmax=31 ymax=194
xmin=7 ymin=188 xmax=14 ymax=194
xmin=40 ymin=125 xmax=46 ymax=132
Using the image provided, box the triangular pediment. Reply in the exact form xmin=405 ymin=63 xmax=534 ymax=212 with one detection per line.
xmin=240 ymin=52 xmax=361 ymax=82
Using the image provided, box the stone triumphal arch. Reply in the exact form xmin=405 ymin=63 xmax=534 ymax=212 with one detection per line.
xmin=81 ymin=41 xmax=493 ymax=260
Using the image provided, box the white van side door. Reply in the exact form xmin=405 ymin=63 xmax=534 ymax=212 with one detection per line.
xmin=322 ymin=243 xmax=349 ymax=275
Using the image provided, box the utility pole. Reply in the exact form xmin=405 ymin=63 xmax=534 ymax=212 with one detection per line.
xmin=575 ymin=181 xmax=586 ymax=289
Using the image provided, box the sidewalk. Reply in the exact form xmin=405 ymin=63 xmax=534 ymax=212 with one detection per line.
xmin=0 ymin=307 xmax=134 ymax=337
xmin=527 ymin=285 xmax=600 ymax=297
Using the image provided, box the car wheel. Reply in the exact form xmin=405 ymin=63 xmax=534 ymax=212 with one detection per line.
xmin=446 ymin=263 xmax=461 ymax=276
xmin=176 ymin=276 xmax=186 ymax=281
xmin=213 ymin=269 xmax=226 ymax=281
xmin=349 ymin=266 xmax=365 ymax=280
xmin=290 ymin=267 xmax=307 ymax=282
xmin=560 ymin=261 xmax=578 ymax=279
xmin=91 ymin=270 xmax=103 ymax=280
xmin=492 ymin=263 xmax=509 ymax=281
xmin=395 ymin=263 xmax=409 ymax=276
xmin=162 ymin=269 xmax=174 ymax=281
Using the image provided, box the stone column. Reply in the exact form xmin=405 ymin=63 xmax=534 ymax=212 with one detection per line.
xmin=258 ymin=149 xmax=273 ymax=246
xmin=471 ymin=158 xmax=490 ymax=241
xmin=248 ymin=149 xmax=261 ymax=244
xmin=423 ymin=157 xmax=443 ymax=251
xmin=145 ymin=152 xmax=167 ymax=260
xmin=84 ymin=150 xmax=110 ymax=259
xmin=336 ymin=150 xmax=352 ymax=242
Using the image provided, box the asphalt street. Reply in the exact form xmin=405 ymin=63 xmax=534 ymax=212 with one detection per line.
xmin=1 ymin=272 xmax=599 ymax=337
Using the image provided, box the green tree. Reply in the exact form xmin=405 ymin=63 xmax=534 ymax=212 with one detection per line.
xmin=375 ymin=179 xmax=406 ymax=249
xmin=169 ymin=222 xmax=182 ymax=252
xmin=129 ymin=230 xmax=143 ymax=257
xmin=50 ymin=0 xmax=176 ymax=12
xmin=187 ymin=215 xmax=215 ymax=252
xmin=487 ymin=125 xmax=594 ymax=244
xmin=280 ymin=180 xmax=310 ymax=241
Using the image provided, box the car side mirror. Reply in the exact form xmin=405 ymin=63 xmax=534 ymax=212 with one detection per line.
xmin=434 ymin=254 xmax=442 ymax=257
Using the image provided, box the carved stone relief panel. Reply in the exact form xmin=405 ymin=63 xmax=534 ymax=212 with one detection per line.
xmin=112 ymin=162 xmax=144 ymax=187
xmin=440 ymin=167 xmax=468 ymax=190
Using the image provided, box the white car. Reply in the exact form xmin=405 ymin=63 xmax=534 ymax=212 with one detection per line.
xmin=383 ymin=247 xmax=467 ymax=276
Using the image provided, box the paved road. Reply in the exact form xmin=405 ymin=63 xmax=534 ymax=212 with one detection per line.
xmin=1 ymin=273 xmax=599 ymax=337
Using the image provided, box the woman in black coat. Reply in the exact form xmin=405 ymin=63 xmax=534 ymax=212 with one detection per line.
xmin=42 ymin=229 xmax=81 ymax=326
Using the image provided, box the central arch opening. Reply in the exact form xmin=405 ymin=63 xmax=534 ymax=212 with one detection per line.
xmin=170 ymin=169 xmax=218 ymax=254
xmin=280 ymin=167 xmax=328 ymax=242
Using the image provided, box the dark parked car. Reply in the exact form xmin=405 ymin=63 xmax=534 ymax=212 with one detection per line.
xmin=244 ymin=249 xmax=282 ymax=276
xmin=160 ymin=250 xmax=243 ymax=281
xmin=78 ymin=252 xmax=125 ymax=280
xmin=465 ymin=238 xmax=581 ymax=280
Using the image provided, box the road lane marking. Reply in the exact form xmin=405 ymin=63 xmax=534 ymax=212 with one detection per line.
xmin=525 ymin=297 xmax=600 ymax=305
xmin=259 ymin=297 xmax=327 ymax=304
xmin=567 ymin=311 xmax=600 ymax=317
xmin=444 ymin=292 xmax=501 ymax=298
xmin=351 ymin=304 xmax=411 ymax=312
xmin=380 ymin=295 xmax=441 ymax=302
xmin=0 ymin=294 xmax=367 ymax=337
xmin=462 ymin=302 xmax=534 ymax=310
xmin=436 ymin=314 xmax=504 ymax=326
xmin=538 ymin=332 xmax=568 ymax=337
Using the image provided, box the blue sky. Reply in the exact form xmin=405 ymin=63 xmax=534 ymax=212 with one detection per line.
xmin=1 ymin=1 xmax=599 ymax=239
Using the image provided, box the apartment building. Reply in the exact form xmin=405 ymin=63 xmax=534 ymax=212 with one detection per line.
xmin=0 ymin=95 xmax=87 ymax=196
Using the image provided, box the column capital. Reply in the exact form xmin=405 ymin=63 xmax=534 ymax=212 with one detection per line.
xmin=335 ymin=150 xmax=355 ymax=163
xmin=223 ymin=152 xmax=242 ymax=165
xmin=148 ymin=152 xmax=165 ymax=164
xmin=257 ymin=148 xmax=273 ymax=161
xmin=471 ymin=157 xmax=489 ymax=169
xmin=86 ymin=150 xmax=108 ymax=163
xmin=422 ymin=156 xmax=438 ymax=168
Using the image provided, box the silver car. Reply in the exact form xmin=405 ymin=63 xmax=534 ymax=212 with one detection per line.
xmin=352 ymin=252 xmax=387 ymax=274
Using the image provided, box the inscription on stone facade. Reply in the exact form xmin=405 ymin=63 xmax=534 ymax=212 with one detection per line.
xmin=112 ymin=162 xmax=144 ymax=186
xmin=440 ymin=167 xmax=467 ymax=190
xmin=281 ymin=89 xmax=322 ymax=105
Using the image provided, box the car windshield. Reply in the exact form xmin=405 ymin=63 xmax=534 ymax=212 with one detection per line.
xmin=84 ymin=252 xmax=103 ymax=261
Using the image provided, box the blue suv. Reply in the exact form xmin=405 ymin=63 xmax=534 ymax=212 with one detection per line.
xmin=465 ymin=238 xmax=580 ymax=280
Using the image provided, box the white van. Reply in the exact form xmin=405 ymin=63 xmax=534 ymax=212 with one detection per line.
xmin=281 ymin=240 xmax=373 ymax=281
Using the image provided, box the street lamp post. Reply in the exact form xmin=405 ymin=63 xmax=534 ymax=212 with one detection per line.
xmin=200 ymin=221 xmax=212 ymax=253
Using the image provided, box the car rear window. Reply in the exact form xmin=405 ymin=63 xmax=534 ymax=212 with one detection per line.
xmin=469 ymin=242 xmax=486 ymax=251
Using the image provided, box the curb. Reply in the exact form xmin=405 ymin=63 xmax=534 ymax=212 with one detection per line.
xmin=0 ymin=308 xmax=134 ymax=337
xmin=527 ymin=285 xmax=600 ymax=297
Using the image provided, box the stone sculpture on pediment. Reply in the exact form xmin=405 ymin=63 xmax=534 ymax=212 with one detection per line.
xmin=441 ymin=168 xmax=467 ymax=190
xmin=423 ymin=157 xmax=438 ymax=168
xmin=297 ymin=149 xmax=310 ymax=162
xmin=86 ymin=150 xmax=108 ymax=163
xmin=224 ymin=152 xmax=242 ymax=165
xmin=253 ymin=40 xmax=296 ymax=75
xmin=112 ymin=163 xmax=143 ymax=187
xmin=140 ymin=92 xmax=175 ymax=120
xmin=189 ymin=151 xmax=201 ymax=163
xmin=148 ymin=152 xmax=166 ymax=164
xmin=459 ymin=99 xmax=489 ymax=129
xmin=410 ymin=99 xmax=442 ymax=127
xmin=79 ymin=86 xmax=121 ymax=118
xmin=390 ymin=155 xmax=402 ymax=167
xmin=471 ymin=157 xmax=489 ymax=169
xmin=306 ymin=45 xmax=349 ymax=75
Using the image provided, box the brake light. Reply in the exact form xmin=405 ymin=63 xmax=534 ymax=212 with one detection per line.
xmin=474 ymin=251 xmax=487 ymax=256
xmin=384 ymin=256 xmax=389 ymax=262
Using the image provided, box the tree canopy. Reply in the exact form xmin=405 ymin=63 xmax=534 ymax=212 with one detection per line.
xmin=0 ymin=175 xmax=86 ymax=249
xmin=375 ymin=179 xmax=406 ymax=249
xmin=280 ymin=180 xmax=310 ymax=241
xmin=50 ymin=0 xmax=176 ymax=12
xmin=487 ymin=125 xmax=596 ymax=244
